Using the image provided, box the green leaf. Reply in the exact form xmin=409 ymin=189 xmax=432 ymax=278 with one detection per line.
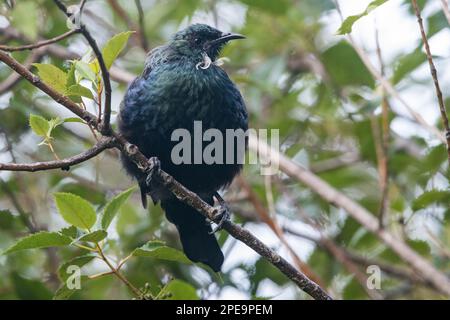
xmin=102 ymin=31 xmax=134 ymax=69
xmin=412 ymin=190 xmax=450 ymax=211
xmin=161 ymin=280 xmax=199 ymax=300
xmin=33 ymin=63 xmax=68 ymax=94
xmin=58 ymin=255 xmax=95 ymax=282
xmin=74 ymin=61 xmax=97 ymax=83
xmin=54 ymin=275 xmax=89 ymax=300
xmin=132 ymin=240 xmax=192 ymax=264
xmin=65 ymin=84 xmax=94 ymax=100
xmin=2 ymin=231 xmax=72 ymax=255
xmin=337 ymin=0 xmax=389 ymax=35
xmin=101 ymin=186 xmax=136 ymax=230
xmin=59 ymin=226 xmax=78 ymax=239
xmin=0 ymin=210 xmax=15 ymax=230
xmin=392 ymin=48 xmax=426 ymax=84
xmin=63 ymin=117 xmax=85 ymax=124
xmin=29 ymin=114 xmax=50 ymax=137
xmin=322 ymin=41 xmax=374 ymax=88
xmin=77 ymin=230 xmax=107 ymax=243
xmin=54 ymin=193 xmax=97 ymax=230
xmin=66 ymin=62 xmax=77 ymax=88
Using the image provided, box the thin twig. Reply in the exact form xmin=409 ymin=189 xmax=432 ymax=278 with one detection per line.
xmin=0 ymin=137 xmax=114 ymax=172
xmin=411 ymin=0 xmax=450 ymax=165
xmin=134 ymin=0 xmax=149 ymax=51
xmin=95 ymin=243 xmax=143 ymax=298
xmin=0 ymin=29 xmax=79 ymax=52
xmin=374 ymin=25 xmax=390 ymax=228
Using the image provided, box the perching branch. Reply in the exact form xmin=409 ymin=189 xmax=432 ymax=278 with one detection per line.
xmin=0 ymin=137 xmax=114 ymax=172
xmin=411 ymin=0 xmax=450 ymax=166
xmin=0 ymin=48 xmax=331 ymax=300
xmin=0 ymin=49 xmax=44 ymax=95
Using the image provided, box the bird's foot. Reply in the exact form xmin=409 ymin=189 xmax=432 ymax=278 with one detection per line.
xmin=145 ymin=157 xmax=161 ymax=188
xmin=209 ymin=192 xmax=231 ymax=234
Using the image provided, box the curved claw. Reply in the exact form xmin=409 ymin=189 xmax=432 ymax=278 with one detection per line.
xmin=209 ymin=202 xmax=231 ymax=234
xmin=145 ymin=157 xmax=161 ymax=188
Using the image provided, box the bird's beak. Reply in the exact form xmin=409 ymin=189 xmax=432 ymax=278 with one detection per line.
xmin=207 ymin=32 xmax=246 ymax=48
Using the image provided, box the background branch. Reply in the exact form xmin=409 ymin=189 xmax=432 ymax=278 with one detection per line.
xmin=249 ymin=133 xmax=450 ymax=297
xmin=411 ymin=0 xmax=450 ymax=165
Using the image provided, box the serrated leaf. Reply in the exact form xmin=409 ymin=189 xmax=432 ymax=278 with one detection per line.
xmin=77 ymin=230 xmax=107 ymax=243
xmin=132 ymin=241 xmax=192 ymax=264
xmin=29 ymin=114 xmax=50 ymax=137
xmin=102 ymin=31 xmax=134 ymax=69
xmin=33 ymin=63 xmax=67 ymax=94
xmin=337 ymin=0 xmax=388 ymax=35
xmin=65 ymin=84 xmax=94 ymax=100
xmin=54 ymin=193 xmax=97 ymax=230
xmin=2 ymin=231 xmax=72 ymax=255
xmin=101 ymin=187 xmax=136 ymax=230
xmin=59 ymin=226 xmax=78 ymax=239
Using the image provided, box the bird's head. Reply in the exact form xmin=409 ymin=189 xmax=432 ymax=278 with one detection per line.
xmin=171 ymin=24 xmax=245 ymax=63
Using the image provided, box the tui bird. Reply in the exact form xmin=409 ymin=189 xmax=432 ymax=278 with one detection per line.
xmin=118 ymin=24 xmax=248 ymax=272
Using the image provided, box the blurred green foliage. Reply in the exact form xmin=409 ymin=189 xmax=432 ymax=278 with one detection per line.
xmin=0 ymin=0 xmax=450 ymax=300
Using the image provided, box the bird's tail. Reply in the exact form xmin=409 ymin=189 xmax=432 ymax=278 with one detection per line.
xmin=161 ymin=196 xmax=224 ymax=272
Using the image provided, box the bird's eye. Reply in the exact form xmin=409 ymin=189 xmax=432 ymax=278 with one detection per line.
xmin=194 ymin=38 xmax=201 ymax=45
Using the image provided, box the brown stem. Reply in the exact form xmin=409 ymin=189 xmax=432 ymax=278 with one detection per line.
xmin=411 ymin=0 xmax=450 ymax=166
xmin=0 ymin=137 xmax=114 ymax=172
